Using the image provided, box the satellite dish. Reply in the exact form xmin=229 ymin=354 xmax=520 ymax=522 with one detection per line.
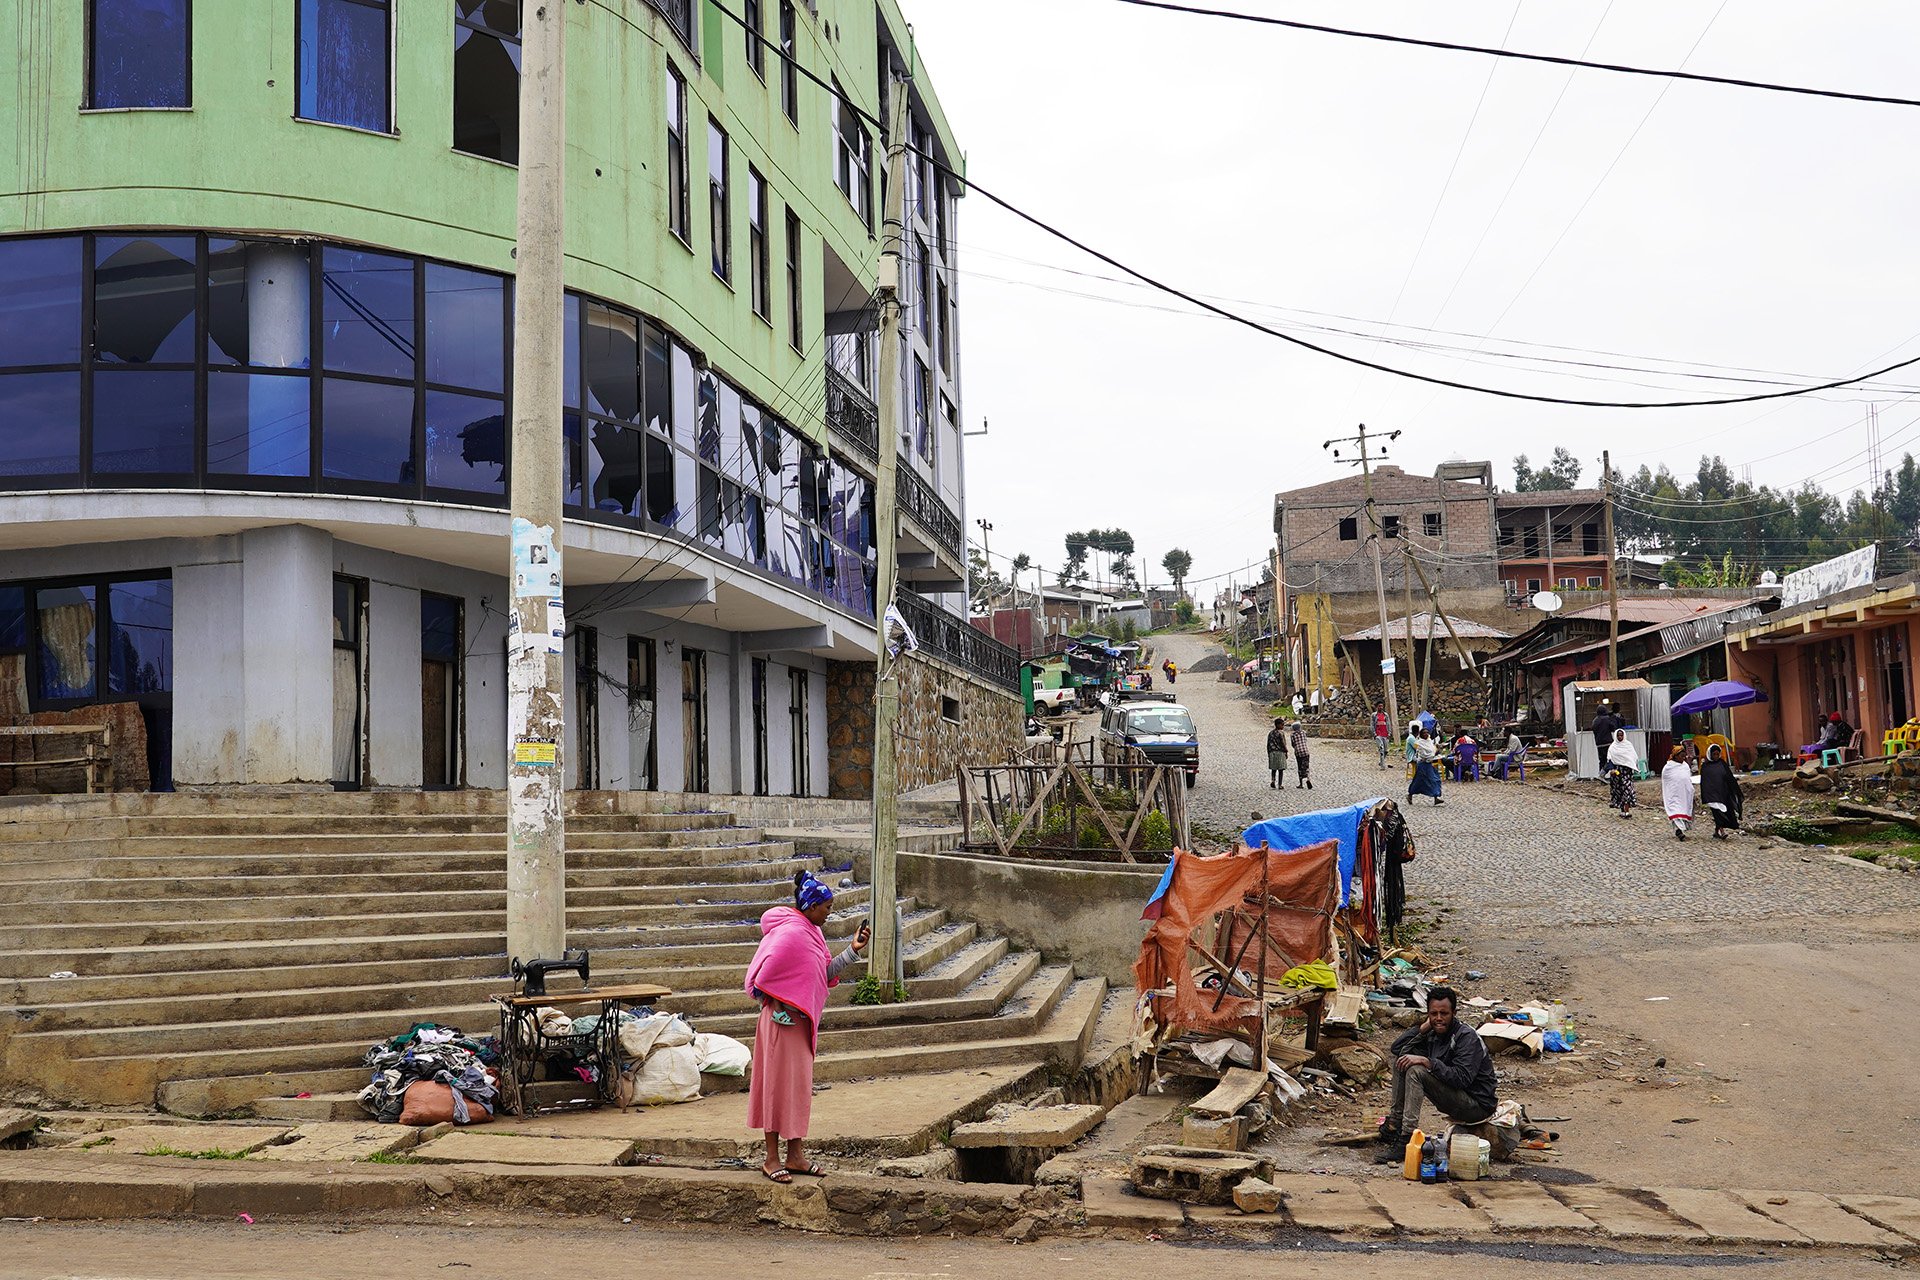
xmin=1759 ymin=569 xmax=1779 ymax=586
xmin=1531 ymin=590 xmax=1564 ymax=613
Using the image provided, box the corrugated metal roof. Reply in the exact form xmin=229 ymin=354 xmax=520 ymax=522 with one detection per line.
xmin=1340 ymin=612 xmax=1512 ymax=642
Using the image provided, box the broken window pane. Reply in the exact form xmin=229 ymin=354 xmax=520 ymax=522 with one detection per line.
xmin=454 ymin=2 xmax=521 ymax=163
xmin=586 ymin=420 xmax=641 ymax=516
xmin=424 ymin=389 xmax=506 ymax=495
xmin=208 ymin=239 xmax=310 ymax=368
xmin=583 ymin=302 xmax=640 ymax=423
xmin=93 ymin=237 xmax=196 ymax=365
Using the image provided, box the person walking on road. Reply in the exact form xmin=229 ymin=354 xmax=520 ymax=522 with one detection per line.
xmin=1289 ymin=717 xmax=1313 ymax=790
xmin=1700 ymin=742 xmax=1744 ymax=839
xmin=1162 ymin=658 xmax=1177 ymax=685
xmin=1266 ymin=717 xmax=1289 ymax=789
xmin=1407 ymin=724 xmax=1444 ymax=806
xmin=1604 ymin=728 xmax=1638 ymax=818
xmin=1374 ymin=709 xmax=1390 ymax=769
xmin=1660 ymin=746 xmax=1695 ymax=840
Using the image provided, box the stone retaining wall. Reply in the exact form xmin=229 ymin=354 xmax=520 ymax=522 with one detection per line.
xmin=825 ymin=654 xmax=1024 ymax=798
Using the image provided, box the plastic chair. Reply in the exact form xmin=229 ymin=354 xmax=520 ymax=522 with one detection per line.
xmin=1455 ymin=743 xmax=1480 ymax=781
xmin=1495 ymin=750 xmax=1525 ymax=781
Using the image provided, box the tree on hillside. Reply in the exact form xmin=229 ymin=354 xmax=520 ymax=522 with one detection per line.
xmin=1057 ymin=532 xmax=1091 ymax=587
xmin=1161 ymin=548 xmax=1193 ymax=596
xmin=1512 ymin=447 xmax=1582 ymax=491
xmin=1009 ymin=552 xmax=1033 ymax=604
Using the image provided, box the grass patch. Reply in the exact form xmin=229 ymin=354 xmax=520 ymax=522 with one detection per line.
xmin=361 ymin=1150 xmax=422 ymax=1164
xmin=77 ymin=1135 xmax=114 ymax=1150
xmin=139 ymin=1145 xmax=249 ymax=1160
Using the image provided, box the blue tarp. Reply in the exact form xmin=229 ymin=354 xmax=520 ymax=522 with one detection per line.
xmin=1241 ymin=798 xmax=1385 ymax=908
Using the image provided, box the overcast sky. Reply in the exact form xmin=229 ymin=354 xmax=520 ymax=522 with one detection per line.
xmin=904 ymin=0 xmax=1920 ymax=598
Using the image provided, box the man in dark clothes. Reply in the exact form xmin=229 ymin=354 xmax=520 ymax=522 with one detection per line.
xmin=1590 ymin=701 xmax=1622 ymax=755
xmin=1375 ymin=987 xmax=1497 ymax=1157
xmin=1820 ymin=711 xmax=1853 ymax=750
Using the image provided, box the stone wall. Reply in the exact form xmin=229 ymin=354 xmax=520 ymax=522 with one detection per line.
xmin=825 ymin=654 xmax=1024 ymax=797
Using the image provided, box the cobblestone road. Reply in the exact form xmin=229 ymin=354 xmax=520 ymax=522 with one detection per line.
xmin=1152 ymin=632 xmax=1920 ymax=929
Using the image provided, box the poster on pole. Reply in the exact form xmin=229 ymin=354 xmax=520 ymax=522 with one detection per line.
xmin=512 ymin=517 xmax=561 ymax=599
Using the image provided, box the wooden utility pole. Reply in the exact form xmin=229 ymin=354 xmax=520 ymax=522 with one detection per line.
xmin=867 ymin=75 xmax=910 ymax=993
xmin=1603 ymin=449 xmax=1620 ymax=678
xmin=505 ymin=0 xmax=567 ymax=965
xmin=1403 ymin=546 xmax=1489 ymax=689
xmin=1403 ymin=554 xmax=1419 ymax=711
xmin=1323 ymin=425 xmax=1400 ymax=734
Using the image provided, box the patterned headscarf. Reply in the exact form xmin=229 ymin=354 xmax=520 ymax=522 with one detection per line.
xmin=796 ymin=873 xmax=834 ymax=912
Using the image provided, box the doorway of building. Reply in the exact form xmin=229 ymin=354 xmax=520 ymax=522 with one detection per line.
xmin=1876 ymin=627 xmax=1910 ymax=731
xmin=420 ymin=592 xmax=463 ymax=788
xmin=332 ymin=576 xmax=367 ymax=789
xmin=626 ymin=635 xmax=657 ymax=790
xmin=751 ymin=658 xmax=769 ymax=796
xmin=682 ymin=646 xmax=708 ymax=792
xmin=574 ymin=626 xmax=600 ymax=790
xmin=788 ymin=666 xmax=810 ymax=796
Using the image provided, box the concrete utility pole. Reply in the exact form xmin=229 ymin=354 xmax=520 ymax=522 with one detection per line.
xmin=867 ymin=74 xmax=910 ymax=994
xmin=504 ymin=0 xmax=568 ymax=965
xmin=1603 ymin=449 xmax=1620 ymax=678
xmin=1323 ymin=425 xmax=1400 ymax=735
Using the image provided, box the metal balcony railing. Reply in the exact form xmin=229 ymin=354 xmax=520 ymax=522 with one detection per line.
xmin=824 ymin=366 xmax=880 ymax=467
xmin=898 ymin=463 xmax=963 ymax=562
xmin=895 ymin=589 xmax=1020 ymax=692
xmin=648 ymin=0 xmax=695 ymax=47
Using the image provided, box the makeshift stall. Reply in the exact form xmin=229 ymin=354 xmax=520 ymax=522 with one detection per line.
xmin=1563 ymin=677 xmax=1671 ymax=779
xmin=1133 ymin=843 xmax=1338 ymax=1083
xmin=1242 ymin=798 xmax=1415 ymax=981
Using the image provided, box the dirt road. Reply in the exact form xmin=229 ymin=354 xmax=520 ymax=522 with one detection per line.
xmin=1 ymin=1218 xmax=1889 ymax=1279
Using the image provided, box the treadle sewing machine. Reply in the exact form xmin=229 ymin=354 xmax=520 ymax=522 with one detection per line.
xmin=493 ymin=949 xmax=673 ymax=1116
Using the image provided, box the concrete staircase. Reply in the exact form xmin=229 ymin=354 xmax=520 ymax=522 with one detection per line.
xmin=0 ymin=793 xmax=1106 ymax=1119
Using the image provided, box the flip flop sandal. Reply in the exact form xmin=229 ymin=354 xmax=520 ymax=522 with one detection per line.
xmin=761 ymin=1166 xmax=793 ymax=1184
xmin=769 ymin=1008 xmax=795 ymax=1026
xmin=786 ymin=1161 xmax=828 ymax=1177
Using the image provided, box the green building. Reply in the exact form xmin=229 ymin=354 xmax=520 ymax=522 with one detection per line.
xmin=0 ymin=0 xmax=1012 ymax=795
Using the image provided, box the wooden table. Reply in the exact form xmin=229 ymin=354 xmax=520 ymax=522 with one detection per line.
xmin=0 ymin=724 xmax=112 ymax=792
xmin=493 ymin=983 xmax=672 ymax=1116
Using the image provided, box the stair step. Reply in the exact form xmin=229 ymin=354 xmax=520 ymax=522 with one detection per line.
xmin=0 ymin=886 xmax=875 ymax=949
xmin=0 ymin=842 xmax=801 ymax=884
xmin=810 ymin=974 xmax=1108 ymax=1082
xmin=112 ymin=812 xmax=742 ymax=837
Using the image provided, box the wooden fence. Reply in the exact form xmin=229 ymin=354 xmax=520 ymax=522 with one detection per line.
xmin=958 ymin=747 xmax=1190 ymax=863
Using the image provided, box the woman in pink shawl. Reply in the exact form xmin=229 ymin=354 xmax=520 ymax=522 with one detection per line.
xmin=743 ymin=870 xmax=867 ymax=1183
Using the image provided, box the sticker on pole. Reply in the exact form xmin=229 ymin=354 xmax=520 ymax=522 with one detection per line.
xmin=1380 ymin=657 xmax=1397 ymax=674
xmin=513 ymin=738 xmax=558 ymax=768
xmin=512 ymin=517 xmax=561 ymax=599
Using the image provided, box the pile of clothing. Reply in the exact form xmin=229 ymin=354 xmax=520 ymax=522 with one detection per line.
xmin=358 ymin=1022 xmax=502 ymax=1126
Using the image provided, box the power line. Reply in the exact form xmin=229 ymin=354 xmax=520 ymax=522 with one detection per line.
xmin=705 ymin=0 xmax=1920 ymax=410
xmin=1103 ymin=0 xmax=1920 ymax=110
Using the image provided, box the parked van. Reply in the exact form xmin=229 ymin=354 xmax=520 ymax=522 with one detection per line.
xmin=1098 ymin=698 xmax=1199 ymax=787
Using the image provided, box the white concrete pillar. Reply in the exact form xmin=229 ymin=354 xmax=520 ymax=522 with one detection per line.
xmin=368 ymin=581 xmax=423 ymax=787
xmin=171 ymin=554 xmax=245 ymax=786
xmin=244 ymin=243 xmax=310 ymax=472
xmin=240 ymin=524 xmax=335 ymax=783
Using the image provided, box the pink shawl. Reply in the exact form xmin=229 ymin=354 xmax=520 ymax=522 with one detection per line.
xmin=744 ymin=906 xmax=834 ymax=1051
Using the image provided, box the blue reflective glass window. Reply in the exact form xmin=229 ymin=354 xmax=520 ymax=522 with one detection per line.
xmin=299 ymin=0 xmax=390 ymax=132
xmin=88 ymin=0 xmax=189 ymax=109
xmin=35 ymin=585 xmax=96 ymax=700
xmin=92 ymin=370 xmax=195 ymax=474
xmin=563 ymin=294 xmax=581 ymax=409
xmin=206 ymin=371 xmax=310 ymax=477
xmin=586 ymin=421 xmax=641 ymax=516
xmin=421 ymin=593 xmax=461 ymax=663
xmin=208 ymin=239 xmax=310 ymax=368
xmin=564 ymin=412 xmax=582 ymax=507
xmin=0 ymin=586 xmax=25 ymax=650
xmin=424 ymin=390 xmax=505 ymax=495
xmin=322 ymin=377 xmax=415 ymax=484
xmin=321 ymin=248 xmax=416 ymax=380
xmin=642 ymin=325 xmax=670 ymax=435
xmin=425 ymin=264 xmax=503 ymax=392
xmin=0 ymin=239 xmax=83 ymax=368
xmin=645 ymin=434 xmax=676 ymax=526
xmin=698 ymin=465 xmax=723 ymax=548
xmin=107 ymin=578 xmax=172 ymax=695
xmin=93 ymin=237 xmax=196 ymax=365
xmin=0 ymin=372 xmax=81 ymax=476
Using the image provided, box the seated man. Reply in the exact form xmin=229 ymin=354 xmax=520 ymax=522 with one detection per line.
xmin=1376 ymin=987 xmax=1497 ymax=1160
xmin=1820 ymin=712 xmax=1853 ymax=752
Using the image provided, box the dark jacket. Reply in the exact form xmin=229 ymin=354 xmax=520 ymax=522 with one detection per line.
xmin=1390 ymin=1016 xmax=1498 ymax=1120
xmin=1821 ymin=718 xmax=1853 ymax=748
xmin=1700 ymin=757 xmax=1743 ymax=821
xmin=1266 ymin=727 xmax=1288 ymax=754
xmin=1591 ymin=711 xmax=1622 ymax=750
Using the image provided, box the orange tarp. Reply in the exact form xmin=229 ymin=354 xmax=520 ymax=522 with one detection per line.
xmin=1133 ymin=842 xmax=1339 ymax=1034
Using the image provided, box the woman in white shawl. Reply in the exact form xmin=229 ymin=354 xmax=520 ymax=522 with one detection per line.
xmin=1659 ymin=746 xmax=1695 ymax=840
xmin=1604 ymin=728 xmax=1639 ymax=817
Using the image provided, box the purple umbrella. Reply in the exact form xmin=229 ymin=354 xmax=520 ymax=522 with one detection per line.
xmin=1670 ymin=680 xmax=1767 ymax=716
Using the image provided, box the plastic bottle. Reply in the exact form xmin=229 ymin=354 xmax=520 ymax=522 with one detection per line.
xmin=1419 ymin=1136 xmax=1438 ymax=1184
xmin=1402 ymin=1127 xmax=1426 ymax=1181
xmin=1435 ymin=1137 xmax=1450 ymax=1181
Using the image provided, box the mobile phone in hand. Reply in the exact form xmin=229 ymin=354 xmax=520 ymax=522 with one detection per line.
xmin=856 ymin=919 xmax=872 ymax=948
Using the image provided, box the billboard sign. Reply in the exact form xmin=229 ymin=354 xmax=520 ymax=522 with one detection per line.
xmin=1781 ymin=544 xmax=1878 ymax=608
